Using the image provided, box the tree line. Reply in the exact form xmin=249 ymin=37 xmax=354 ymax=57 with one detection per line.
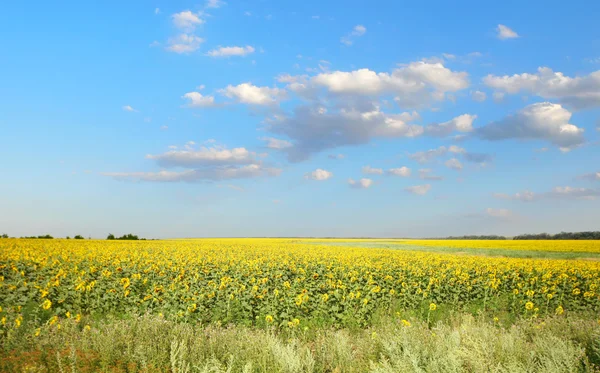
xmin=1 ymin=233 xmax=146 ymax=240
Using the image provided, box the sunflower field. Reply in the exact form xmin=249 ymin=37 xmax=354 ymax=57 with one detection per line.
xmin=1 ymin=238 xmax=599 ymax=335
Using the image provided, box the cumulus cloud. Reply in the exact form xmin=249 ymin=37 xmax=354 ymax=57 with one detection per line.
xmin=425 ymin=114 xmax=477 ymax=137
xmin=496 ymin=24 xmax=519 ymax=40
xmin=220 ymin=83 xmax=286 ymax=105
xmin=405 ymin=184 xmax=431 ymax=195
xmin=103 ymin=164 xmax=280 ymax=183
xmin=362 ymin=166 xmax=383 ymax=175
xmin=348 ymin=178 xmax=373 ymax=189
xmin=268 ymin=105 xmax=423 ymax=162
xmin=388 ymin=166 xmax=411 ymax=177
xmin=311 ymin=62 xmax=468 ymax=107
xmin=146 ymin=145 xmax=257 ymax=168
xmin=341 ymin=25 xmax=366 ymax=46
xmin=444 ymin=158 xmax=463 ymax=170
xmin=172 ymin=11 xmax=204 ymax=31
xmin=472 ymin=90 xmax=487 ymax=102
xmin=305 ymin=168 xmax=333 ymax=181
xmin=104 ymin=141 xmax=281 ymax=183
xmin=493 ymin=92 xmax=505 ymax=103
xmin=207 ymin=45 xmax=255 ymax=57
xmin=122 ymin=105 xmax=137 ymax=112
xmin=166 ymin=34 xmax=204 ymax=53
xmin=484 ymin=67 xmax=600 ymax=110
xmin=476 ymin=102 xmax=585 ymax=150
xmin=261 ymin=137 xmax=292 ymax=150
xmin=182 ymin=92 xmax=216 ymax=107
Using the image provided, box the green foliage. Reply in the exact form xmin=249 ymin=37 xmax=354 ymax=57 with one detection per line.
xmin=0 ymin=234 xmax=8 ymax=239
xmin=1 ymin=313 xmax=599 ymax=372
xmin=106 ymin=233 xmax=115 ymax=240
xmin=514 ymin=231 xmax=600 ymax=240
xmin=73 ymin=235 xmax=84 ymax=240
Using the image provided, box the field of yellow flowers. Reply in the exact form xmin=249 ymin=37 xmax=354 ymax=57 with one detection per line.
xmin=1 ymin=238 xmax=599 ymax=335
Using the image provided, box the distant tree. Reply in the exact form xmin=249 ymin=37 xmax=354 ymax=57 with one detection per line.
xmin=117 ymin=233 xmax=140 ymax=240
xmin=1 ymin=233 xmax=8 ymax=239
xmin=74 ymin=235 xmax=84 ymax=240
xmin=107 ymin=233 xmax=115 ymax=240
xmin=66 ymin=236 xmax=70 ymax=239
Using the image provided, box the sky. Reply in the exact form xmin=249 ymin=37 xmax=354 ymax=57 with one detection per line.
xmin=1 ymin=0 xmax=599 ymax=238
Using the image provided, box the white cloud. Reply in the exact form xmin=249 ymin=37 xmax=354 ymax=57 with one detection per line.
xmin=483 ymin=67 xmax=600 ymax=110
xmin=341 ymin=24 xmax=367 ymax=46
xmin=305 ymin=168 xmax=333 ymax=181
xmin=362 ymin=165 xmax=383 ymax=175
xmin=166 ymin=34 xmax=204 ymax=54
xmin=220 ymin=83 xmax=286 ymax=105
xmin=269 ymin=105 xmax=423 ymax=161
xmin=472 ymin=90 xmax=487 ymax=102
xmin=206 ymin=0 xmax=225 ymax=8
xmin=388 ymin=166 xmax=411 ymax=177
xmin=154 ymin=8 xmax=160 ymax=15
xmin=261 ymin=137 xmax=293 ymax=150
xmin=476 ymin=102 xmax=585 ymax=149
xmin=103 ymin=164 xmax=280 ymax=183
xmin=405 ymin=184 xmax=431 ymax=195
xmin=146 ymin=145 xmax=256 ymax=167
xmin=207 ymin=45 xmax=255 ymax=58
xmin=444 ymin=158 xmax=463 ymax=170
xmin=172 ymin=11 xmax=204 ymax=31
xmin=496 ymin=24 xmax=519 ymax=40
xmin=425 ymin=114 xmax=477 ymax=137
xmin=182 ymin=92 xmax=216 ymax=107
xmin=312 ymin=62 xmax=469 ymax=105
xmin=408 ymin=145 xmax=464 ymax=163
xmin=122 ymin=105 xmax=137 ymax=112
xmin=348 ymin=178 xmax=373 ymax=189
xmin=485 ymin=208 xmax=512 ymax=219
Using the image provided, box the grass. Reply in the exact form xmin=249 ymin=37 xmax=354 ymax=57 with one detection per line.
xmin=2 ymin=313 xmax=599 ymax=373
xmin=303 ymin=241 xmax=600 ymax=260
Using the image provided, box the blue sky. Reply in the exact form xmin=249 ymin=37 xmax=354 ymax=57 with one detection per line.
xmin=1 ymin=0 xmax=599 ymax=238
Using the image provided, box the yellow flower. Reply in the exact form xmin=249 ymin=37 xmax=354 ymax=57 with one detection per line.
xmin=66 ymin=311 xmax=71 ymax=318
xmin=512 ymin=289 xmax=519 ymax=295
xmin=15 ymin=316 xmax=22 ymax=328
xmin=75 ymin=314 xmax=81 ymax=323
xmin=1 ymin=317 xmax=6 ymax=325
xmin=42 ymin=299 xmax=52 ymax=310
xmin=525 ymin=301 xmax=534 ymax=311
xmin=493 ymin=317 xmax=499 ymax=323
xmin=34 ymin=328 xmax=41 ymax=337
xmin=555 ymin=305 xmax=564 ymax=315
xmin=265 ymin=315 xmax=274 ymax=323
xmin=546 ymin=293 xmax=553 ymax=300
xmin=429 ymin=303 xmax=437 ymax=311
xmin=292 ymin=318 xmax=300 ymax=326
xmin=572 ymin=288 xmax=580 ymax=295
xmin=84 ymin=325 xmax=91 ymax=331
xmin=401 ymin=319 xmax=411 ymax=327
